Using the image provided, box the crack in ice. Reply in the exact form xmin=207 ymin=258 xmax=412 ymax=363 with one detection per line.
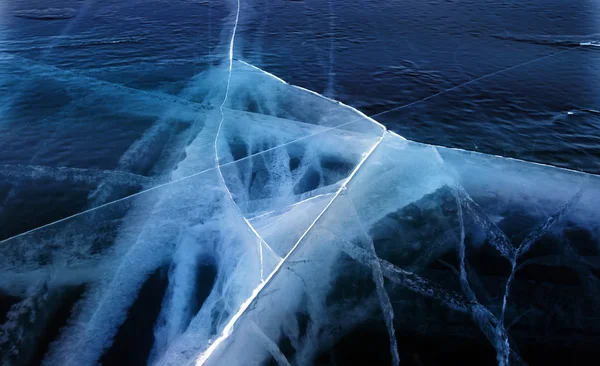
xmin=371 ymin=46 xmax=583 ymax=118
xmin=347 ymin=196 xmax=400 ymax=366
xmin=247 ymin=192 xmax=335 ymax=222
xmin=454 ymin=190 xmax=511 ymax=366
xmin=456 ymin=186 xmax=515 ymax=260
xmin=338 ymin=238 xmax=471 ymax=312
xmin=500 ymin=187 xmax=585 ymax=325
xmin=5 ymin=53 xmax=210 ymax=113
xmin=258 ymin=239 xmax=264 ymax=281
xmin=0 ymin=117 xmax=378 ymax=244
xmin=211 ymin=0 xmax=275 ymax=279
xmin=196 ymin=134 xmax=385 ymax=365
xmin=249 ymin=321 xmax=292 ymax=366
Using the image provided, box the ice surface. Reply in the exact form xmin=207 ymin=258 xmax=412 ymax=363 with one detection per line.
xmin=0 ymin=56 xmax=386 ymax=365
xmin=202 ymin=135 xmax=600 ymax=366
xmin=1 ymin=25 xmax=599 ymax=366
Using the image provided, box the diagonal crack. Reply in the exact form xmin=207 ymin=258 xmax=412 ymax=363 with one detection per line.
xmin=338 ymin=237 xmax=472 ymax=312
xmin=371 ymin=46 xmax=582 ymax=118
xmin=456 ymin=186 xmax=515 ymax=260
xmin=500 ymin=187 xmax=585 ymax=324
xmin=347 ymin=195 xmax=400 ymax=366
xmin=196 ymin=131 xmax=384 ymax=365
xmin=210 ymin=0 xmax=276 ymax=274
xmin=453 ymin=189 xmax=512 ymax=366
xmin=249 ymin=321 xmax=292 ymax=366
xmin=0 ymin=119 xmax=378 ymax=244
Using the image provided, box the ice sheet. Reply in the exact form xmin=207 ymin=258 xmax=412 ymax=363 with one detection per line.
xmin=1 ymin=12 xmax=599 ymax=364
xmin=0 ymin=57 xmax=385 ymax=365
xmin=202 ymin=135 xmax=600 ymax=366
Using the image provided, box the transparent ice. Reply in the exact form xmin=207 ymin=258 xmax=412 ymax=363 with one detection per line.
xmin=1 ymin=2 xmax=599 ymax=366
xmin=1 ymin=54 xmax=598 ymax=365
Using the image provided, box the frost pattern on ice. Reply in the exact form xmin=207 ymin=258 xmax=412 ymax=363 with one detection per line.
xmin=200 ymin=135 xmax=600 ymax=366
xmin=0 ymin=51 xmax=386 ymax=366
xmin=1 ymin=9 xmax=600 ymax=366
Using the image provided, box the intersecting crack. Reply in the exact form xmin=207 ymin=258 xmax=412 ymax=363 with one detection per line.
xmin=196 ymin=132 xmax=385 ymax=365
xmin=347 ymin=195 xmax=400 ymax=366
xmin=500 ymin=187 xmax=585 ymax=325
xmin=249 ymin=321 xmax=292 ymax=366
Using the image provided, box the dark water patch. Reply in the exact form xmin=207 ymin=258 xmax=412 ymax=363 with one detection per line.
xmin=288 ymin=156 xmax=302 ymax=172
xmin=320 ymin=156 xmax=354 ymax=186
xmin=293 ymin=167 xmax=321 ymax=195
xmin=369 ymin=186 xmax=460 ymax=268
xmin=492 ymin=33 xmax=600 ymax=48
xmin=519 ymin=220 xmax=599 ymax=264
xmin=0 ymin=291 xmax=21 ymax=325
xmin=246 ymin=99 xmax=261 ymax=114
xmin=314 ymin=322 xmax=394 ymax=366
xmin=562 ymin=222 xmax=599 ymax=256
xmin=11 ymin=8 xmax=77 ymax=21
xmin=313 ymin=319 xmax=497 ymax=366
xmin=465 ymin=236 xmax=513 ymax=278
xmin=326 ymin=255 xmax=377 ymax=308
xmin=496 ymin=210 xmax=541 ymax=244
xmin=190 ymin=258 xmax=218 ymax=319
xmin=296 ymin=310 xmax=310 ymax=340
xmin=515 ymin=261 xmax=581 ymax=286
xmin=519 ymin=342 xmax=600 ymax=366
xmin=30 ymin=285 xmax=86 ymax=366
xmin=393 ymin=332 xmax=497 ymax=366
xmin=0 ymin=285 xmax=87 ymax=366
xmin=0 ymin=181 xmax=91 ymax=241
xmin=226 ymin=138 xmax=250 ymax=161
xmin=265 ymin=332 xmax=295 ymax=366
xmin=99 ymin=265 xmax=169 ymax=366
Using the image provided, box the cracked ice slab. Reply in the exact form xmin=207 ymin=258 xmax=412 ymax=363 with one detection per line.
xmin=1 ymin=165 xmax=272 ymax=365
xmin=218 ymin=108 xmax=382 ymax=219
xmin=0 ymin=58 xmax=386 ymax=365
xmin=0 ymin=53 xmax=385 ymax=241
xmin=201 ymin=134 xmax=600 ymax=366
xmin=0 ymin=53 xmax=217 ymax=240
xmin=222 ymin=61 xmax=385 ymax=136
xmin=2 ymin=41 xmax=600 ymax=365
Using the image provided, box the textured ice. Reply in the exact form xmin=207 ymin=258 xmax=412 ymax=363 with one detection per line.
xmin=202 ymin=135 xmax=600 ymax=366
xmin=1 ymin=14 xmax=600 ymax=366
xmin=1 ymin=55 xmax=599 ymax=365
xmin=0 ymin=56 xmax=383 ymax=365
